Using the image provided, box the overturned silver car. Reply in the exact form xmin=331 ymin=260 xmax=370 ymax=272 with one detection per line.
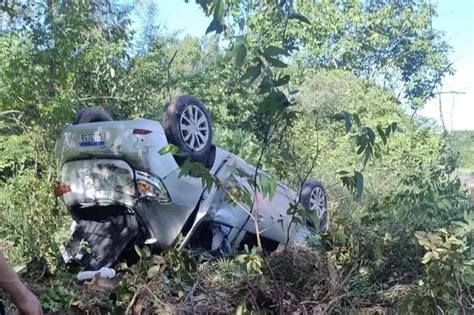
xmin=55 ymin=95 xmax=328 ymax=270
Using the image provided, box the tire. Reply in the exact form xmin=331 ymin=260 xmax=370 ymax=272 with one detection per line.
xmin=162 ymin=95 xmax=214 ymax=167
xmin=74 ymin=107 xmax=113 ymax=124
xmin=300 ymin=180 xmax=329 ymax=231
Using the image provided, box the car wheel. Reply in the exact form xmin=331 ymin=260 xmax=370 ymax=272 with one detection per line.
xmin=300 ymin=180 xmax=329 ymax=231
xmin=74 ymin=107 xmax=113 ymax=124
xmin=162 ymin=95 xmax=214 ymax=168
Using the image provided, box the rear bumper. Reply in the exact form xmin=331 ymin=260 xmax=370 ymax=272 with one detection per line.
xmin=59 ymin=159 xmax=137 ymax=209
xmin=58 ymin=158 xmax=212 ymax=253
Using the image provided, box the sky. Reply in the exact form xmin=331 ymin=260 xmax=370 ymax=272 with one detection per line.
xmin=419 ymin=0 xmax=474 ymax=130
xmin=138 ymin=0 xmax=473 ymax=130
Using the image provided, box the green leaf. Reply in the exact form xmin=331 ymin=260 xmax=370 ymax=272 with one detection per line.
xmin=352 ymin=113 xmax=361 ymax=127
xmin=225 ymin=39 xmax=247 ymax=67
xmin=366 ymin=127 xmax=376 ymax=145
xmin=333 ymin=111 xmax=352 ymax=133
xmin=205 ymin=19 xmax=218 ymax=34
xmin=194 ymin=0 xmax=215 ymax=14
xmin=464 ymin=210 xmax=473 ymax=221
xmin=213 ymin=0 xmax=225 ymax=22
xmin=263 ymin=46 xmax=290 ymax=57
xmin=159 ymin=144 xmax=179 ymax=155
xmin=354 ymin=171 xmax=364 ymax=199
xmin=391 ymin=122 xmax=399 ymax=133
xmin=362 ymin=145 xmax=372 ymax=166
xmin=142 ymin=246 xmax=151 ymax=257
xmin=134 ymin=245 xmax=144 ymax=258
xmin=273 ymin=75 xmax=290 ymax=87
xmin=377 ymin=125 xmax=387 ymax=145
xmin=259 ymin=173 xmax=277 ymax=198
xmin=421 ymin=251 xmax=433 ymax=264
xmin=356 ymin=140 xmax=366 ymax=154
xmin=258 ymin=76 xmax=273 ymax=94
xmin=264 ymin=55 xmax=287 ymax=68
xmin=240 ymin=64 xmax=261 ymax=83
xmin=147 ymin=265 xmax=161 ymax=278
xmin=206 ymin=19 xmax=225 ymax=34
xmin=235 ymin=43 xmax=247 ymax=68
xmin=288 ymin=13 xmax=311 ymax=25
xmin=385 ymin=124 xmax=392 ymax=137
xmin=415 ymin=231 xmax=427 ymax=240
xmin=385 ymin=122 xmax=400 ymax=137
xmin=236 ymin=299 xmax=249 ymax=315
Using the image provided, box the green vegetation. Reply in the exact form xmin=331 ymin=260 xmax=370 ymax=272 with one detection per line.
xmin=0 ymin=0 xmax=472 ymax=314
xmin=449 ymin=130 xmax=474 ymax=172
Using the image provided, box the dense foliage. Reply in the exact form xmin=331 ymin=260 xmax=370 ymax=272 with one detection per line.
xmin=0 ymin=0 xmax=472 ymax=313
xmin=449 ymin=130 xmax=474 ymax=172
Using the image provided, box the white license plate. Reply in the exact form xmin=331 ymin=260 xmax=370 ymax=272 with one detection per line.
xmin=79 ymin=132 xmax=105 ymax=146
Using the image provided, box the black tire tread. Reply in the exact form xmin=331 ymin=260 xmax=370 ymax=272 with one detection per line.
xmin=74 ymin=107 xmax=113 ymax=124
xmin=162 ymin=95 xmax=214 ymax=168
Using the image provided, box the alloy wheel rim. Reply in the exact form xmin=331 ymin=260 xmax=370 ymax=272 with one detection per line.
xmin=310 ymin=187 xmax=326 ymax=217
xmin=180 ymin=105 xmax=209 ymax=151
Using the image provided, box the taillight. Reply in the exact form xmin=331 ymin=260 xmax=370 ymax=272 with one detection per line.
xmin=54 ymin=183 xmax=71 ymax=196
xmin=135 ymin=171 xmax=172 ymax=205
xmin=133 ymin=129 xmax=152 ymax=135
xmin=137 ymin=181 xmax=152 ymax=193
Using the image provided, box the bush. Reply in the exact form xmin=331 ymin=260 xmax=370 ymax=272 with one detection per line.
xmin=322 ymin=143 xmax=473 ymax=313
xmin=0 ymin=132 xmax=70 ymax=270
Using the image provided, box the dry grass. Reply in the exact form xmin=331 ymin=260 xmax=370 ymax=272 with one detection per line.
xmin=14 ymin=246 xmax=401 ymax=314
xmin=126 ymin=246 xmax=345 ymax=314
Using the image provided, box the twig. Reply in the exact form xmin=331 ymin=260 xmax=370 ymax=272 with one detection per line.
xmin=433 ymin=90 xmax=466 ymax=95
xmin=184 ymin=275 xmax=200 ymax=304
xmin=410 ymin=62 xmax=454 ymax=123
xmin=453 ymin=269 xmax=467 ymax=315
xmin=125 ymin=289 xmax=140 ymax=315
xmin=250 ymin=141 xmax=267 ymax=250
xmin=77 ymin=95 xmax=131 ymax=102
xmin=438 ymin=88 xmax=446 ymax=132
xmin=285 ymin=134 xmax=337 ymax=249
xmin=0 ymin=110 xmax=21 ymax=116
xmin=261 ymin=254 xmax=284 ymax=315
xmin=229 ymin=115 xmax=279 ymax=249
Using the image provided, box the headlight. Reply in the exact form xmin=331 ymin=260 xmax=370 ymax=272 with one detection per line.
xmin=135 ymin=171 xmax=172 ymax=205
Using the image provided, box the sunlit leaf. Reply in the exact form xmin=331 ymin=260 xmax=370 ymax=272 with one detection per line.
xmin=159 ymin=144 xmax=179 ymax=155
xmin=421 ymin=251 xmax=433 ymax=264
xmin=213 ymin=0 xmax=225 ymax=22
xmin=415 ymin=231 xmax=427 ymax=240
xmin=147 ymin=265 xmax=161 ymax=278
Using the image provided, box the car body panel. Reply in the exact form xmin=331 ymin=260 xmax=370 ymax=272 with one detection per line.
xmin=56 ymin=118 xmax=179 ymax=178
xmin=137 ymin=146 xmax=233 ymax=247
xmin=56 ymin=118 xmax=318 ymax=268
